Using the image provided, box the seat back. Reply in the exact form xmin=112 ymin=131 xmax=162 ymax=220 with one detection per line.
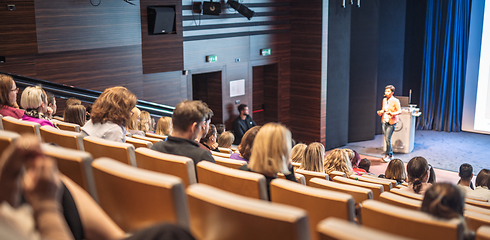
xmin=41 ymin=143 xmax=97 ymax=200
xmin=2 ymin=116 xmax=41 ymax=139
xmin=295 ymin=169 xmax=328 ymax=186
xmin=92 ymin=158 xmax=188 ymax=232
xmin=213 ymin=156 xmax=247 ymax=169
xmin=278 ymin=172 xmax=306 ymax=185
xmin=56 ymin=121 xmax=81 ymax=132
xmin=83 ymin=136 xmax=136 ymax=166
xmin=145 ymin=132 xmax=168 ymax=141
xmin=390 ymin=188 xmax=423 ymax=200
xmin=379 ymin=192 xmax=421 ymax=210
xmin=53 ymin=116 xmax=64 ymax=121
xmin=0 ymin=130 xmax=20 ymax=154
xmin=317 ymin=217 xmax=413 ymax=240
xmin=467 ymin=198 xmax=490 ymax=210
xmin=211 ymin=151 xmax=231 ymax=158
xmin=310 ymin=178 xmax=372 ymax=205
xmin=218 ymin=147 xmax=233 ymax=154
xmin=333 ymin=176 xmax=384 ymax=200
xmin=352 ymin=175 xmax=392 ymax=191
xmin=362 ymin=200 xmax=464 ymax=240
xmin=361 ymin=174 xmax=398 ymax=187
xmin=270 ymin=179 xmax=355 ymax=240
xmin=196 ymin=161 xmax=268 ymax=200
xmin=131 ymin=134 xmax=163 ymax=144
xmin=477 ymin=225 xmax=490 ymax=240
xmin=465 ymin=210 xmax=490 ymax=232
xmin=186 ymin=184 xmax=310 ymax=240
xmin=135 ymin=148 xmax=196 ymax=187
xmin=125 ymin=137 xmax=153 ymax=149
xmin=291 ymin=162 xmax=301 ymax=170
xmin=329 ymin=171 xmax=346 ymax=178
xmin=40 ymin=126 xmax=85 ymax=151
xmin=466 ymin=204 xmax=490 ymax=215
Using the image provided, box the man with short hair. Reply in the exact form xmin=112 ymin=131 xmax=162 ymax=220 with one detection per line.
xmin=458 ymin=163 xmax=474 ymax=192
xmin=151 ymin=100 xmax=215 ymax=166
xmin=232 ymin=104 xmax=256 ymax=145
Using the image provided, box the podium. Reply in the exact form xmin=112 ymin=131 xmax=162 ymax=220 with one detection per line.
xmin=383 ymin=106 xmax=420 ymax=154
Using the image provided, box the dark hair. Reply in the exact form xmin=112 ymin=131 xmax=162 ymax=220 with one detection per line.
xmin=172 ymin=100 xmax=212 ymax=133
xmin=421 ymin=183 xmax=464 ymax=220
xmin=476 ymin=169 xmax=490 ymax=188
xmin=238 ymin=126 xmax=261 ymax=160
xmin=459 ymin=163 xmax=473 ymax=180
xmin=407 ymin=157 xmax=430 ymax=193
xmin=66 ymin=97 xmax=81 ymax=106
xmin=237 ymin=104 xmax=247 ymax=113
xmin=358 ymin=158 xmax=371 ymax=173
xmin=385 ymin=85 xmax=395 ymax=93
xmin=91 ymin=86 xmax=137 ymax=126
xmin=46 ymin=92 xmax=55 ymax=106
xmin=201 ymin=124 xmax=217 ymax=144
xmin=63 ymin=104 xmax=86 ymax=126
xmin=216 ymin=124 xmax=225 ymax=135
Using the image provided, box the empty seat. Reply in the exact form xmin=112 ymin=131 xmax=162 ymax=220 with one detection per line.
xmin=278 ymin=172 xmax=306 ymax=185
xmin=135 ymin=148 xmax=196 ymax=187
xmin=218 ymin=147 xmax=233 ymax=154
xmin=295 ymin=169 xmax=328 ymax=186
xmin=317 ymin=217 xmax=412 ymax=240
xmin=126 ymin=137 xmax=153 ymax=149
xmin=41 ymin=143 xmax=97 ymax=200
xmin=213 ymin=155 xmax=247 ymax=169
xmin=309 ymin=178 xmax=373 ymax=205
xmin=390 ymin=188 xmax=423 ymax=200
xmin=56 ymin=121 xmax=81 ymax=132
xmin=465 ymin=210 xmax=490 ymax=232
xmin=467 ymin=198 xmax=490 ymax=210
xmin=40 ymin=126 xmax=85 ymax=151
xmin=83 ymin=136 xmax=136 ymax=166
xmin=211 ymin=151 xmax=231 ymax=158
xmin=333 ymin=176 xmax=384 ymax=200
xmin=2 ymin=116 xmax=41 ymax=139
xmin=145 ymin=132 xmax=168 ymax=141
xmin=362 ymin=200 xmax=464 ymax=240
xmin=379 ymin=191 xmax=421 ymax=210
xmin=351 ymin=175 xmax=392 ymax=192
xmin=196 ymin=161 xmax=267 ymax=200
xmin=329 ymin=171 xmax=346 ymax=178
xmin=0 ymin=129 xmax=20 ymax=154
xmin=270 ymin=179 xmax=355 ymax=240
xmin=186 ymin=183 xmax=310 ymax=240
xmin=92 ymin=158 xmax=188 ymax=232
xmin=131 ymin=134 xmax=163 ymax=144
xmin=477 ymin=225 xmax=490 ymax=240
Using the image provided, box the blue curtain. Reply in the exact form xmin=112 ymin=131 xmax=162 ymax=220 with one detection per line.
xmin=417 ymin=0 xmax=471 ymax=132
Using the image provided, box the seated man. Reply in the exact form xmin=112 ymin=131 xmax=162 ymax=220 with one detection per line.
xmin=151 ymin=100 xmax=215 ymax=166
xmin=457 ymin=163 xmax=474 ymax=193
xmin=233 ymin=104 xmax=256 ymax=145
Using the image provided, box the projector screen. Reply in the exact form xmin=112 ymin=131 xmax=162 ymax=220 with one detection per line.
xmin=462 ymin=0 xmax=490 ymax=134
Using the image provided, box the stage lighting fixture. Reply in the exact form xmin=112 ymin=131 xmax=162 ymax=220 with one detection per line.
xmin=203 ymin=1 xmax=221 ymax=16
xmin=227 ymin=0 xmax=255 ymax=20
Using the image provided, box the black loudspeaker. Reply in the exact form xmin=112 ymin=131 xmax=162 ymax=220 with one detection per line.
xmin=147 ymin=6 xmax=176 ymax=35
xmin=202 ymin=1 xmax=221 ymax=15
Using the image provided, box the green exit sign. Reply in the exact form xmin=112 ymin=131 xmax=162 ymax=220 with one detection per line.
xmin=260 ymin=48 xmax=271 ymax=56
xmin=206 ymin=55 xmax=218 ymax=63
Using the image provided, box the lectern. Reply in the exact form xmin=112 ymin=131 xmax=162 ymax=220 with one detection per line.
xmin=383 ymin=106 xmax=420 ymax=154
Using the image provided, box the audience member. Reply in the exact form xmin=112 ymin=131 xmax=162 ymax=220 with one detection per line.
xmin=65 ymin=97 xmax=81 ymax=106
xmin=358 ymin=158 xmax=372 ymax=174
xmin=344 ymin=149 xmax=365 ymax=175
xmin=230 ymin=126 xmax=260 ymax=162
xmin=324 ymin=148 xmax=353 ymax=176
xmin=217 ymin=131 xmax=234 ymax=148
xmin=216 ymin=124 xmax=225 ymax=137
xmin=127 ymin=107 xmax=144 ymax=136
xmin=471 ymin=169 xmax=490 ymax=200
xmin=232 ymin=104 xmax=256 ymax=145
xmin=20 ymin=86 xmax=55 ymax=127
xmin=379 ymin=159 xmax=406 ymax=185
xmin=458 ymin=163 xmax=474 ymax=193
xmin=239 ymin=123 xmax=297 ymax=200
xmin=81 ymin=86 xmax=136 ymax=142
xmin=403 ymin=156 xmax=433 ymax=195
xmin=300 ymin=142 xmax=325 ymax=173
xmin=0 ymin=74 xmax=24 ymax=119
xmin=85 ymin=104 xmax=92 ymax=121
xmin=151 ymin=100 xmax=215 ymax=166
xmin=138 ymin=111 xmax=152 ymax=133
xmin=63 ymin=104 xmax=86 ymax=126
xmin=200 ymin=124 xmax=219 ymax=152
xmin=290 ymin=143 xmax=307 ymax=164
xmin=155 ymin=116 xmax=172 ymax=136
xmin=46 ymin=91 xmax=57 ymax=120
xmin=194 ymin=107 xmax=213 ymax=151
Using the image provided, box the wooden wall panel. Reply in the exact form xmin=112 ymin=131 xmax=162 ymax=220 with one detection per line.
xmin=0 ymin=55 xmax=36 ymax=78
xmin=253 ymin=65 xmax=265 ymax=125
xmin=0 ymin=0 xmax=38 ymax=56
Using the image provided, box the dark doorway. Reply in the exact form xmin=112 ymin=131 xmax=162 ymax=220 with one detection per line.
xmin=253 ymin=64 xmax=278 ymax=125
xmin=192 ymin=71 xmax=222 ymax=124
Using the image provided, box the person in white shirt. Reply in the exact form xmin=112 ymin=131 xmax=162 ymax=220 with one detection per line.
xmin=470 ymin=169 xmax=490 ymax=200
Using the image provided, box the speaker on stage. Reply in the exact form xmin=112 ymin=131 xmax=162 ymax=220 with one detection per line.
xmin=147 ymin=6 xmax=176 ymax=35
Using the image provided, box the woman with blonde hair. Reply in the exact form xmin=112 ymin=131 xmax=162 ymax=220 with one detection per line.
xmin=138 ymin=110 xmax=152 ymax=133
xmin=63 ymin=104 xmax=86 ymax=126
xmin=155 ymin=116 xmax=172 ymax=136
xmin=301 ymin=142 xmax=325 ymax=173
xmin=20 ymin=86 xmax=54 ymax=127
xmin=379 ymin=158 xmax=406 ymax=185
xmin=0 ymin=74 xmax=24 ymax=119
xmin=324 ymin=148 xmax=353 ymax=176
xmin=217 ymin=131 xmax=234 ymax=148
xmin=127 ymin=107 xmax=144 ymax=136
xmin=291 ymin=143 xmax=307 ymax=164
xmin=81 ymin=86 xmax=137 ymax=142
xmin=239 ymin=123 xmax=297 ymax=200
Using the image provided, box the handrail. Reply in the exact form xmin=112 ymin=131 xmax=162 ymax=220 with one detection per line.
xmin=1 ymin=71 xmax=174 ymax=117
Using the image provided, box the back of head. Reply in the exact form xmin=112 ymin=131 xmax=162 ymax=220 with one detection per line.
xmin=66 ymin=97 xmax=81 ymax=106
xmin=21 ymin=86 xmax=46 ymax=110
xmin=218 ymin=131 xmax=234 ymax=148
xmin=459 ymin=163 xmax=473 ymax=181
xmin=358 ymin=158 xmax=371 ymax=173
xmin=476 ymin=169 xmax=490 ymax=188
xmin=127 ymin=107 xmax=141 ymax=130
xmin=138 ymin=111 xmax=151 ymax=133
xmin=385 ymin=159 xmax=406 ymax=182
xmin=302 ymin=142 xmax=325 ymax=173
xmin=237 ymin=125 xmax=260 ymax=160
xmin=0 ymin=74 xmax=17 ymax=107
xmin=407 ymin=156 xmax=429 ymax=194
xmin=291 ymin=143 xmax=307 ymax=164
xmin=344 ymin=149 xmax=361 ymax=167
xmin=90 ymin=86 xmax=137 ymax=126
xmin=172 ymin=100 xmax=211 ymax=133
xmin=421 ymin=183 xmax=464 ymax=220
xmin=201 ymin=124 xmax=217 ymax=144
xmin=156 ymin=116 xmax=172 ymax=135
xmin=216 ymin=124 xmax=225 ymax=135
xmin=63 ymin=104 xmax=86 ymax=126
xmin=324 ymin=148 xmax=353 ymax=175
xmin=249 ymin=123 xmax=291 ymax=176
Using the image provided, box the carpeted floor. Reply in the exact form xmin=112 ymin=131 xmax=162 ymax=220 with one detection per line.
xmin=344 ymin=130 xmax=490 ymax=174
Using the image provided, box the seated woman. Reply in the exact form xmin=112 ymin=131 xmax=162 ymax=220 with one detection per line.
xmin=0 ymin=74 xmax=24 ymax=119
xmin=239 ymin=123 xmax=297 ymax=200
xmin=81 ymin=86 xmax=137 ymax=142
xmin=63 ymin=104 xmax=86 ymax=126
xmin=324 ymin=148 xmax=354 ymax=177
xmin=155 ymin=116 xmax=172 ymax=136
xmin=300 ymin=142 xmax=325 ymax=173
xmin=344 ymin=149 xmax=365 ymax=175
xmin=127 ymin=107 xmax=144 ymax=136
xmin=217 ymin=131 xmax=234 ymax=149
xmin=230 ymin=126 xmax=260 ymax=162
xmin=290 ymin=143 xmax=307 ymax=164
xmin=138 ymin=111 xmax=152 ymax=134
xmin=200 ymin=124 xmax=219 ymax=152
xmin=379 ymin=158 xmax=406 ymax=185
xmin=401 ymin=156 xmax=434 ymax=195
xmin=469 ymin=169 xmax=490 ymax=200
xmin=20 ymin=86 xmax=55 ymax=127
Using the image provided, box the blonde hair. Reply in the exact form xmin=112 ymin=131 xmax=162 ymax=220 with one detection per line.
xmin=291 ymin=143 xmax=307 ymax=163
xmin=301 ymin=142 xmax=325 ymax=173
xmin=218 ymin=131 xmax=234 ymax=148
xmin=20 ymin=86 xmax=47 ymax=110
xmin=138 ymin=111 xmax=152 ymax=133
xmin=385 ymin=159 xmax=407 ymax=182
xmin=249 ymin=123 xmax=291 ymax=176
xmin=324 ymin=148 xmax=353 ymax=175
xmin=155 ymin=116 xmax=172 ymax=135
xmin=127 ymin=107 xmax=141 ymax=130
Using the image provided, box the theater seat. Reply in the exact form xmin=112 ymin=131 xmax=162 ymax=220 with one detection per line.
xmin=92 ymin=158 xmax=188 ymax=232
xmin=125 ymin=137 xmax=153 ymax=149
xmin=465 ymin=210 xmax=490 ymax=232
xmin=145 ymin=132 xmax=168 ymax=141
xmin=83 ymin=136 xmax=136 ymax=166
xmin=186 ymin=183 xmax=310 ymax=240
xmin=333 ymin=176 xmax=384 ymax=200
xmin=56 ymin=121 xmax=81 ymax=132
xmin=0 ymin=114 xmax=4 ymax=130
xmin=317 ymin=217 xmax=412 ymax=240
xmin=218 ymin=147 xmax=233 ymax=154
xmin=213 ymin=155 xmax=247 ymax=169
xmin=309 ymin=178 xmax=373 ymax=205
xmin=351 ymin=175 xmax=392 ymax=192
xmin=211 ymin=151 xmax=231 ymax=158
xmin=278 ymin=172 xmax=306 ymax=185
xmin=477 ymin=225 xmax=490 ymax=240
xmin=131 ymin=134 xmax=163 ymax=144
xmin=379 ymin=191 xmax=421 ymax=210
xmin=40 ymin=126 xmax=85 ymax=151
xmin=2 ymin=116 xmax=41 ymax=139
xmin=390 ymin=188 xmax=423 ymax=200
xmin=295 ymin=169 xmax=328 ymax=186
xmin=0 ymin=129 xmax=20 ymax=154
xmin=329 ymin=171 xmax=346 ymax=178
